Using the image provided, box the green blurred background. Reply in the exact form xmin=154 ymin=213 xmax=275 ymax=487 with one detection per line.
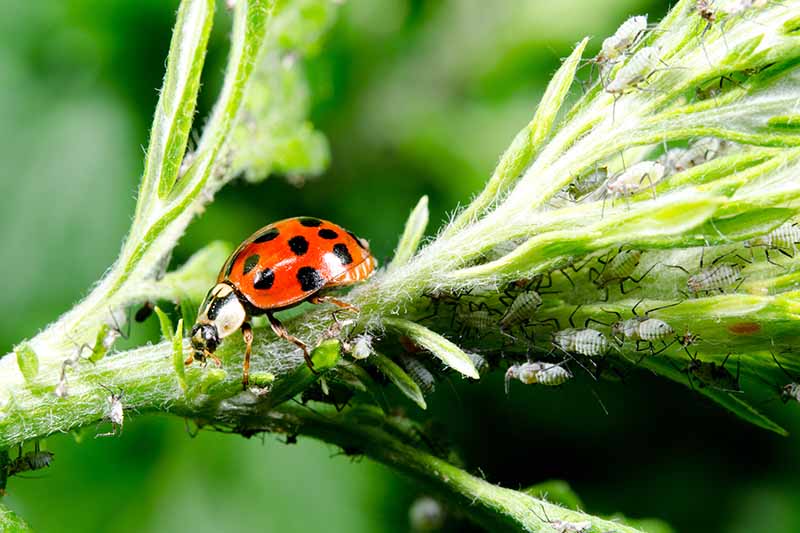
xmin=3 ymin=1 xmax=800 ymax=531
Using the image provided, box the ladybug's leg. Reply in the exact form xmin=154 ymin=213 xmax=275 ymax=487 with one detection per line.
xmin=308 ymin=295 xmax=358 ymax=313
xmin=241 ymin=322 xmax=253 ymax=390
xmin=267 ymin=312 xmax=316 ymax=373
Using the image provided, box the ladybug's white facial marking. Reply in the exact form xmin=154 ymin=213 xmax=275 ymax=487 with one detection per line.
xmin=212 ymin=293 xmax=246 ymax=339
xmin=200 ymin=283 xmax=245 ymax=339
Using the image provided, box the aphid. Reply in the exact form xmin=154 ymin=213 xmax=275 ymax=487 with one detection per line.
xmin=672 ymin=137 xmax=736 ymax=172
xmin=604 ymin=161 xmax=666 ymax=201
xmin=7 ymin=442 xmax=54 ymax=476
xmin=669 ymin=250 xmax=748 ymax=296
xmin=589 ymin=247 xmax=655 ymax=299
xmin=455 ymin=302 xmax=500 ymax=338
xmin=96 ymin=385 xmax=124 ymax=438
xmin=466 ymin=351 xmax=490 ymax=375
xmin=604 ymin=46 xmax=661 ymax=95
xmin=550 ymin=306 xmax=610 ymax=359
xmin=677 ymin=326 xmax=701 ymax=356
xmin=534 ymin=506 xmax=591 ymax=533
xmin=696 ymin=0 xmax=717 ymax=28
xmin=565 ymin=166 xmax=608 ymax=201
xmin=505 ymin=361 xmax=573 ymax=393
xmin=768 ymin=352 xmax=800 ymax=404
xmin=189 ymin=217 xmax=377 ymax=388
xmin=350 ymin=333 xmax=373 ymax=360
xmin=595 ymin=15 xmax=648 ymax=66
xmin=608 ymin=301 xmax=677 ymax=357
xmin=399 ymin=354 xmax=437 ymax=394
xmin=685 ymin=352 xmax=741 ymax=392
xmin=658 ymin=147 xmax=689 ymax=175
xmin=499 ymin=289 xmax=543 ymax=332
xmin=744 ymin=221 xmax=800 ymax=265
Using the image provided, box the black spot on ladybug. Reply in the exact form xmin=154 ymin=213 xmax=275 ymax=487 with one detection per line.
xmin=254 ymin=228 xmax=280 ymax=243
xmin=318 ymin=228 xmax=338 ymax=240
xmin=298 ymin=217 xmax=323 ymax=227
xmin=297 ymin=266 xmax=324 ymax=292
xmin=347 ymin=231 xmax=368 ymax=249
xmin=254 ymin=268 xmax=275 ymax=290
xmin=333 ymin=243 xmax=353 ymax=265
xmin=243 ymin=254 xmax=260 ymax=275
xmin=288 ymin=236 xmax=309 ymax=256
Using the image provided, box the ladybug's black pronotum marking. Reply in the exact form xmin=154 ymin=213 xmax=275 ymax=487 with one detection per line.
xmin=318 ymin=228 xmax=338 ymax=239
xmin=297 ymin=266 xmax=324 ymax=291
xmin=243 ymin=254 xmax=260 ymax=275
xmin=288 ymin=236 xmax=310 ymax=256
xmin=254 ymin=268 xmax=275 ymax=290
xmin=333 ymin=243 xmax=353 ymax=265
xmin=253 ymin=228 xmax=280 ymax=243
xmin=299 ymin=217 xmax=323 ymax=227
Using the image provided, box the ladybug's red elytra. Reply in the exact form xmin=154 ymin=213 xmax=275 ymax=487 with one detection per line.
xmin=188 ymin=217 xmax=377 ymax=388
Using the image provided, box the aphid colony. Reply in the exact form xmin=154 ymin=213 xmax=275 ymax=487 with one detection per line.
xmin=414 ymin=215 xmax=800 ymax=399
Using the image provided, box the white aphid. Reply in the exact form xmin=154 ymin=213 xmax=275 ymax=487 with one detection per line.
xmin=605 ymin=46 xmax=660 ymax=94
xmin=96 ymin=387 xmax=124 ymax=438
xmin=547 ymin=519 xmax=592 ymax=533
xmin=605 ymin=161 xmax=666 ymax=198
xmin=782 ymin=382 xmax=800 ymax=404
xmin=612 ymin=317 xmax=674 ymax=343
xmin=399 ymin=354 xmax=436 ymax=394
xmin=566 ymin=166 xmax=608 ymax=201
xmin=351 ymin=334 xmax=373 ymax=360
xmin=552 ymin=328 xmax=609 ymax=357
xmin=745 ymin=222 xmax=800 ymax=253
xmin=505 ymin=362 xmax=573 ymax=393
xmin=658 ymin=147 xmax=688 ymax=175
xmin=687 ymin=263 xmax=744 ymax=294
xmin=596 ymin=15 xmax=648 ymax=64
xmin=672 ymin=137 xmax=737 ymax=172
xmin=720 ymin=0 xmax=768 ymax=15
xmin=500 ymin=290 xmax=542 ymax=330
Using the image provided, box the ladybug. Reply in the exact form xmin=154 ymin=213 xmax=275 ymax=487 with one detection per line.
xmin=188 ymin=217 xmax=377 ymax=388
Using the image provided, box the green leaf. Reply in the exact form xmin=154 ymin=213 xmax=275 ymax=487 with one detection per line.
xmin=154 ymin=305 xmax=175 ymax=342
xmin=173 ymin=318 xmax=188 ymax=392
xmin=136 ymin=0 xmax=215 ymax=203
xmin=371 ymin=351 xmax=427 ymax=409
xmin=13 ymin=342 xmax=38 ymax=385
xmin=0 ymin=502 xmax=32 ymax=532
xmin=388 ymin=196 xmax=429 ymax=270
xmin=383 ymin=318 xmax=479 ymax=379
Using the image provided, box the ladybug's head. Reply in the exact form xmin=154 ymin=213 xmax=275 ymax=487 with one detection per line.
xmin=191 ymin=283 xmax=247 ymax=361
xmin=191 ymin=323 xmax=220 ymax=361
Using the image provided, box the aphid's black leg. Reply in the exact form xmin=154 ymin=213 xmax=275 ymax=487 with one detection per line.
xmin=619 ymin=279 xmax=642 ymax=295
xmin=629 ymin=262 xmax=659 ymax=285
xmin=665 ymin=264 xmax=692 ymax=275
xmin=267 ymin=312 xmax=314 ymax=373
xmin=585 ymin=317 xmax=610 ymax=328
xmin=560 ymin=268 xmax=575 ymax=289
xmin=241 ymin=322 xmax=253 ymax=390
xmin=568 ymin=305 xmax=582 ymax=328
xmin=733 ymin=276 xmax=746 ymax=292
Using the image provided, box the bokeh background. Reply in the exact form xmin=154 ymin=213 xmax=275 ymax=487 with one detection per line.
xmin=3 ymin=1 xmax=800 ymax=532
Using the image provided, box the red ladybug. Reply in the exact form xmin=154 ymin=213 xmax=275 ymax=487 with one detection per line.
xmin=189 ymin=217 xmax=376 ymax=388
